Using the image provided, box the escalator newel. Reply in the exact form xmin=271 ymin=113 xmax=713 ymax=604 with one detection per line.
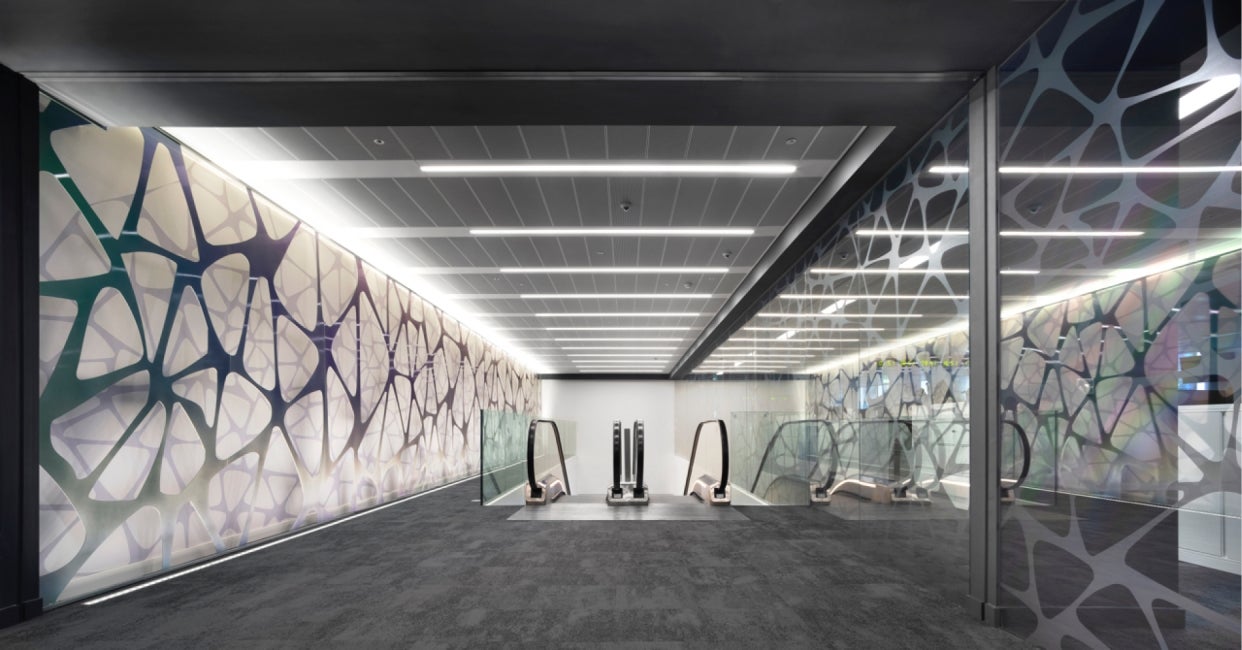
xmin=605 ymin=419 xmax=650 ymax=505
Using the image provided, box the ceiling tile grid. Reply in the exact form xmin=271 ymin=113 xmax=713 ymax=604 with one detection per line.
xmin=170 ymin=124 xmax=865 ymax=373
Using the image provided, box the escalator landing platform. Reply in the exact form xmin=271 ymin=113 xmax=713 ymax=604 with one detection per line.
xmin=508 ymin=494 xmax=749 ymax=521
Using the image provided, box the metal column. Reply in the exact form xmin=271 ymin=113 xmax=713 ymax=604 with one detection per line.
xmin=967 ymin=67 xmax=1002 ymax=625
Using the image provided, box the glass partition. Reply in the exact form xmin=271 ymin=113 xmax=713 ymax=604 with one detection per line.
xmin=480 ymin=409 xmax=529 ymax=504
xmin=996 ymin=1 xmax=1241 ymax=646
xmin=683 ymin=99 xmax=974 ymax=602
xmin=480 ymin=411 xmax=576 ymax=505
xmin=730 ymin=410 xmax=805 ymax=502
xmin=530 ymin=419 xmax=577 ymax=492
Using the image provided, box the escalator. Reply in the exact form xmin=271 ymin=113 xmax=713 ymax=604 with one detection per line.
xmin=683 ymin=419 xmax=731 ymax=505
xmin=749 ymin=419 xmax=840 ymax=505
xmin=524 ymin=419 xmax=571 ymax=505
xmin=749 ymin=417 xmax=1033 ymax=507
xmin=606 ymin=420 xmax=649 ymax=505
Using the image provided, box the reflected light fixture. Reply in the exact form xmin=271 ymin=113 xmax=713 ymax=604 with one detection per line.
xmin=1179 ymin=74 xmax=1241 ymax=119
xmin=928 ymin=165 xmax=970 ymax=174
xmin=821 ymin=299 xmax=857 ymax=314
xmin=999 ymin=230 xmax=1144 ymax=237
xmin=855 ymin=229 xmax=969 ymax=237
xmin=999 ymin=165 xmax=1241 ymax=175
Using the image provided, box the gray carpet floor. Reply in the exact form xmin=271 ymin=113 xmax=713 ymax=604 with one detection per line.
xmin=0 ymin=481 xmax=1032 ymax=649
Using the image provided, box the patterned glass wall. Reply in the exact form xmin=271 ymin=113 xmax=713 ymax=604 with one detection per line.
xmin=673 ymin=103 xmax=979 ymax=599
xmin=996 ymin=1 xmax=1240 ymax=647
xmin=36 ymin=101 xmax=540 ymax=606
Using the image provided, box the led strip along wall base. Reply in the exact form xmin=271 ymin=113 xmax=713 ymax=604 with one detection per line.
xmin=81 ymin=475 xmax=478 ymax=607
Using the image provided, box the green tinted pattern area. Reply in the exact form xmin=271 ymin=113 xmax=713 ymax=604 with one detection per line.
xmin=480 ymin=409 xmax=529 ymax=503
xmin=37 ymin=103 xmax=540 ymax=606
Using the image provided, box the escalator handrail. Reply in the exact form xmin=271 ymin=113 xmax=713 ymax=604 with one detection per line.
xmin=750 ymin=419 xmax=840 ymax=494
xmin=1002 ymin=418 xmax=1032 ymax=493
xmin=683 ymin=419 xmax=729 ymax=496
xmin=634 ymin=420 xmax=645 ymax=494
xmin=526 ymin=419 xmax=571 ymax=498
xmin=611 ymin=421 xmax=622 ymax=494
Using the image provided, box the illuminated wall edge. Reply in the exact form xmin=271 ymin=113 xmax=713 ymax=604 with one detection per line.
xmin=162 ymin=128 xmax=548 ymax=376
xmin=37 ymin=100 xmax=541 ymax=607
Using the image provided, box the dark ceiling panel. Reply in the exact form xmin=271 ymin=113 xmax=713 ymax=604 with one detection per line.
xmin=0 ymin=1 xmax=1061 ymax=74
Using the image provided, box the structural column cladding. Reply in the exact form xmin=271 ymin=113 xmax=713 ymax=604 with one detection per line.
xmin=0 ymin=64 xmax=43 ymax=626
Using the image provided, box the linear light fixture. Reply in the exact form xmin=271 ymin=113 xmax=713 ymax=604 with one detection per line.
xmin=727 ymin=337 xmax=860 ymax=343
xmin=574 ymin=364 xmax=667 ymax=367
xmin=569 ymin=353 xmax=674 ymax=358
xmin=420 ymin=162 xmax=797 ymax=175
xmin=501 ymin=266 xmax=731 ymax=274
xmin=535 ymin=312 xmax=701 ymax=318
xmin=1180 ymin=74 xmax=1240 ymax=119
xmin=1001 ymin=269 xmax=1040 ymax=275
xmin=999 ymin=165 xmax=1242 ymax=175
xmin=471 ymin=227 xmax=755 ymax=237
xmin=576 ymin=369 xmax=665 ymax=373
xmin=756 ymin=313 xmax=923 ymax=319
xmin=745 ymin=326 xmax=883 ymax=332
xmin=855 ymin=229 xmax=970 ymax=237
xmin=82 ymin=474 xmax=477 ymax=606
xmin=520 ymin=293 xmax=715 ymax=299
xmin=553 ymin=337 xmax=685 ymax=342
xmin=571 ymin=357 xmax=670 ymax=362
xmin=999 ymin=230 xmax=1144 ymax=237
xmin=810 ymin=268 xmax=970 ymax=275
xmin=572 ymin=361 xmax=671 ymax=366
xmin=545 ymin=326 xmax=694 ymax=331
xmin=560 ymin=346 xmax=678 ymax=351
xmin=780 ymin=294 xmax=962 ymax=300
xmin=720 ymin=346 xmax=836 ymax=351
xmin=709 ymin=353 xmax=815 ymax=358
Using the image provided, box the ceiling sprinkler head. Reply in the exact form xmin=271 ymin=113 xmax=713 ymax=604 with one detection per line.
xmin=620 ymin=200 xmax=632 ymax=212
xmin=373 ymin=138 xmax=386 ymax=146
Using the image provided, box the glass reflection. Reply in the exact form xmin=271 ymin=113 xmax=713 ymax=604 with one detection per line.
xmin=996 ymin=1 xmax=1240 ymax=646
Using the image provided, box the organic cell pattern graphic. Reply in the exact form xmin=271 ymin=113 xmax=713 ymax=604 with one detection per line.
xmin=37 ymin=102 xmax=540 ymax=606
xmin=996 ymin=1 xmax=1240 ymax=646
xmin=799 ymin=102 xmax=975 ymax=498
